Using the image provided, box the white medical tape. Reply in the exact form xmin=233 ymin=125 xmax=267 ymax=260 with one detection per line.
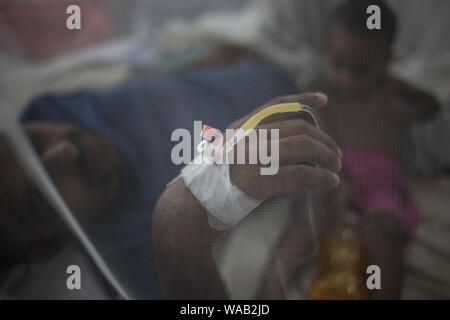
xmin=181 ymin=155 xmax=262 ymax=230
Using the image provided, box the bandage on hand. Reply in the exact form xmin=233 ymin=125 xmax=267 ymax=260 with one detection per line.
xmin=183 ymin=93 xmax=342 ymax=230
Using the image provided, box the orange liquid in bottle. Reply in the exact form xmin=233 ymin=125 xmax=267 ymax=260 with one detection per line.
xmin=309 ymin=214 xmax=368 ymax=300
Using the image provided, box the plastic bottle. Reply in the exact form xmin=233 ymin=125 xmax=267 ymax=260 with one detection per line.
xmin=309 ymin=213 xmax=368 ymax=300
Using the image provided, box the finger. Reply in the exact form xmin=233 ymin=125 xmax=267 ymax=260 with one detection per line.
xmin=230 ymin=92 xmax=328 ymax=128
xmin=267 ymin=92 xmax=328 ymax=108
xmin=258 ymin=165 xmax=340 ymax=198
xmin=278 ymin=135 xmax=342 ymax=172
xmin=258 ymin=118 xmax=342 ymax=157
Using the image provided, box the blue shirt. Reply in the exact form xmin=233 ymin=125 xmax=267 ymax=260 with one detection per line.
xmin=21 ymin=62 xmax=297 ymax=299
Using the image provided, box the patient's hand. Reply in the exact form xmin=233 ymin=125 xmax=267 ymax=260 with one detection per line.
xmin=228 ymin=93 xmax=342 ymax=201
xmin=152 ymin=92 xmax=342 ymax=299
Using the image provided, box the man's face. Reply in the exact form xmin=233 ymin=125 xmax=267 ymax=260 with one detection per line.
xmin=0 ymin=121 xmax=120 ymax=261
xmin=325 ymin=23 xmax=389 ymax=94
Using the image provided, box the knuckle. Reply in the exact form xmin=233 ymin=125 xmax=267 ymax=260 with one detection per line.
xmin=315 ymin=169 xmax=330 ymax=187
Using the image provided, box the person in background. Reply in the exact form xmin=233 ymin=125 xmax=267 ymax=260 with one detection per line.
xmin=258 ymin=0 xmax=440 ymax=300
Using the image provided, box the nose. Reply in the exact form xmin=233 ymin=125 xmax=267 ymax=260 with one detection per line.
xmin=41 ymin=140 xmax=80 ymax=169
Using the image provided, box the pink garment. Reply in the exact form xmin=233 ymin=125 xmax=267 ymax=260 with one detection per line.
xmin=342 ymin=149 xmax=418 ymax=238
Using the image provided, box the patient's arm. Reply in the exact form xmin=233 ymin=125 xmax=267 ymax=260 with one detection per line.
xmin=152 ymin=177 xmax=228 ymax=299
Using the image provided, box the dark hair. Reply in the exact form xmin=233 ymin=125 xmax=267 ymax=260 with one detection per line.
xmin=330 ymin=0 xmax=397 ymax=48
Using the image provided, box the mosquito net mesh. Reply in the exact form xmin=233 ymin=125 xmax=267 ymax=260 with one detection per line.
xmin=0 ymin=0 xmax=449 ymax=300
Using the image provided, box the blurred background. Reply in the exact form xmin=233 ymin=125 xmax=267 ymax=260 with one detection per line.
xmin=1 ymin=0 xmax=450 ymax=300
xmin=1 ymin=0 xmax=449 ymax=107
